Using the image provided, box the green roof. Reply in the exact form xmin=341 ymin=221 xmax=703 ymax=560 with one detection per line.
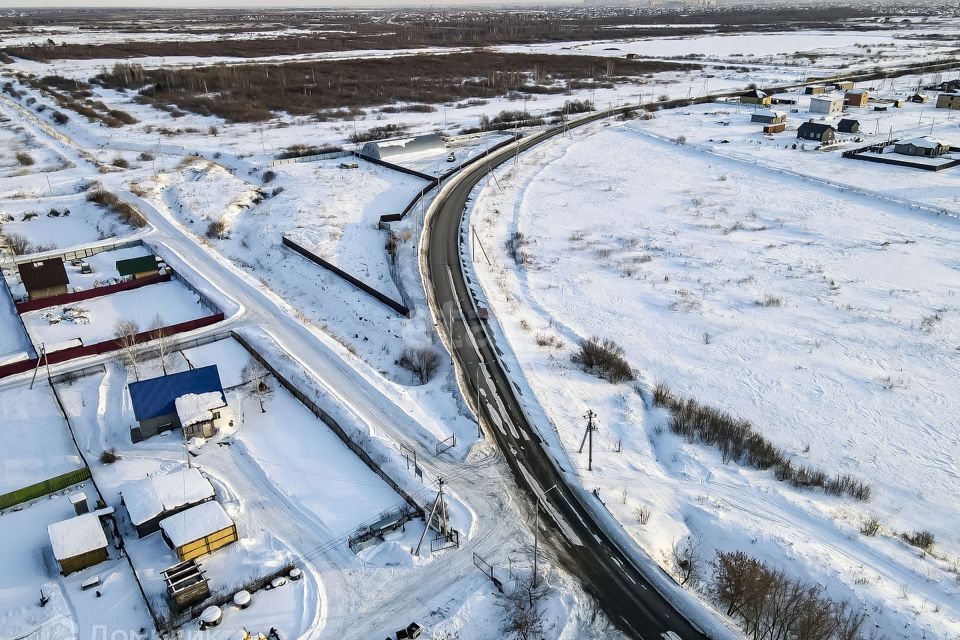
xmin=116 ymin=255 xmax=159 ymax=277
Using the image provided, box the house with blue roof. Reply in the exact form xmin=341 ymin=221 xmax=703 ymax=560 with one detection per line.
xmin=127 ymin=365 xmax=227 ymax=442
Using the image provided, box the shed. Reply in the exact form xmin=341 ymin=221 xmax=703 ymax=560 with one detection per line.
xmin=804 ymin=85 xmax=828 ymax=95
xmin=18 ymin=258 xmax=68 ymax=300
xmin=763 ymin=123 xmax=786 ymax=134
xmin=834 ymin=80 xmax=855 ymax=91
xmin=936 ymin=92 xmax=960 ymax=110
xmin=740 ymin=89 xmax=771 ymax=106
xmin=160 ymin=501 xmax=237 ymax=561
xmin=48 ymin=512 xmax=109 ymax=575
xmin=796 ymin=122 xmax=836 ymax=143
xmin=116 ymin=254 xmax=162 ymax=280
xmin=162 ymin=560 xmax=210 ymax=608
xmin=894 ymin=137 xmax=950 ymax=157
xmin=175 ymin=392 xmax=228 ymax=439
xmin=837 ymin=119 xmax=860 ymax=133
xmin=358 ymin=134 xmax=445 ymax=161
xmin=909 ymin=93 xmax=928 ymax=104
xmin=127 ymin=365 xmax=225 ymax=442
xmin=121 ymin=467 xmax=217 ymax=537
xmin=809 ymin=96 xmax=843 ymax=116
xmin=750 ymin=110 xmax=787 ymax=124
xmin=844 ymin=89 xmax=869 ymax=108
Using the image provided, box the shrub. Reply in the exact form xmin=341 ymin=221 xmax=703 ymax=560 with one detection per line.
xmin=111 ymin=155 xmax=130 ymax=168
xmin=206 ymin=219 xmax=226 ymax=238
xmin=572 ymin=337 xmax=634 ymax=383
xmin=901 ymin=530 xmax=934 ymax=551
xmin=397 ymin=347 xmax=440 ymax=384
xmin=51 ymin=110 xmax=70 ymax=124
xmin=504 ymin=231 xmax=528 ymax=265
xmin=350 ymin=124 xmax=407 ymax=144
xmin=137 ymin=151 xmax=154 ymax=161
xmin=99 ymin=449 xmax=120 ymax=464
xmin=755 ymin=294 xmax=784 ymax=307
xmin=86 ymin=189 xmax=146 ymax=227
xmin=15 ymin=151 xmax=34 ymax=166
xmin=262 ymin=170 xmax=276 ymax=183
xmin=860 ymin=517 xmax=880 ymax=536
xmin=655 ymin=385 xmax=871 ymax=501
xmin=275 ymin=144 xmax=341 ymax=159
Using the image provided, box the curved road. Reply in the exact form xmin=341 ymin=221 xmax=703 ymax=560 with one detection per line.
xmin=421 ymin=57 xmax=960 ymax=639
xmin=422 ymin=107 xmax=711 ymax=640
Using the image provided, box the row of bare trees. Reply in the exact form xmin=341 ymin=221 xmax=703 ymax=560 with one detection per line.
xmin=713 ymin=550 xmax=866 ymax=640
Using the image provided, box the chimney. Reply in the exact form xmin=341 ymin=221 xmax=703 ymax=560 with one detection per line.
xmin=69 ymin=492 xmax=89 ymax=516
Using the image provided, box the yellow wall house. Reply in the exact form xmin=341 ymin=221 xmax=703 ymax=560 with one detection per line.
xmin=48 ymin=512 xmax=109 ymax=575
xmin=159 ymin=501 xmax=237 ymax=561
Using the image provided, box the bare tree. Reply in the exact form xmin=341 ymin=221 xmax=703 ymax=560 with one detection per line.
xmin=397 ymin=347 xmax=440 ymax=384
xmin=149 ymin=313 xmax=170 ymax=374
xmin=113 ymin=318 xmax=141 ymax=379
xmin=241 ymin=358 xmax=270 ymax=413
xmin=500 ymin=579 xmax=550 ymax=640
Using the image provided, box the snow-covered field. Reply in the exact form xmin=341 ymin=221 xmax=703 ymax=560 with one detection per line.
xmin=20 ymin=279 xmax=213 ymax=351
xmin=470 ymin=120 xmax=960 ymax=637
xmin=0 ymin=382 xmax=83 ymax=495
xmin=0 ymin=193 xmax=140 ymax=256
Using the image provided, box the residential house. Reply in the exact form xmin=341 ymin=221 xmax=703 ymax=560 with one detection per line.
xmin=121 ymin=468 xmax=216 ymax=537
xmin=797 ymin=122 xmax=836 ymax=144
xmin=809 ymin=96 xmax=843 ymax=116
xmin=837 ymin=119 xmax=860 ymax=134
xmin=18 ymin=258 xmax=68 ymax=300
xmin=894 ymin=137 xmax=950 ymax=157
xmin=740 ymin=89 xmax=771 ymax=106
xmin=763 ymin=123 xmax=786 ymax=134
xmin=844 ymin=89 xmax=869 ymax=108
xmin=116 ymin=254 xmax=163 ymax=280
xmin=160 ymin=501 xmax=238 ymax=561
xmin=127 ymin=365 xmax=226 ymax=442
xmin=936 ymin=92 xmax=960 ymax=110
xmin=750 ymin=110 xmax=787 ymax=125
xmin=909 ymin=92 xmax=929 ymax=104
xmin=834 ymin=81 xmax=855 ymax=91
xmin=48 ymin=512 xmax=109 ymax=575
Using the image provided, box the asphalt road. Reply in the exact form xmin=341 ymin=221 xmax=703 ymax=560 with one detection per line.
xmin=421 ymin=58 xmax=960 ymax=639
xmin=422 ymin=108 xmax=711 ymax=640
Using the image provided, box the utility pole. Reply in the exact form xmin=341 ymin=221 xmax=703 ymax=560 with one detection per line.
xmin=578 ymin=409 xmax=597 ymax=471
xmin=414 ymin=478 xmax=446 ymax=555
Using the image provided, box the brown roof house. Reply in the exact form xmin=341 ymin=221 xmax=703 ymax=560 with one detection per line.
xmin=18 ymin=258 xmax=68 ymax=300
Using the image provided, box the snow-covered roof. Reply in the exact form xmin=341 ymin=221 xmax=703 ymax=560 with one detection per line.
xmin=121 ymin=468 xmax=216 ymax=526
xmin=359 ymin=134 xmax=445 ymax=160
xmin=175 ymin=392 xmax=226 ymax=427
xmin=810 ymin=95 xmax=842 ymax=103
xmin=48 ymin=512 xmax=107 ymax=560
xmin=160 ymin=501 xmax=233 ymax=548
xmin=845 ymin=88 xmax=867 ymax=94
xmin=898 ymin=136 xmax=947 ymax=149
xmin=754 ymin=109 xmax=786 ymax=118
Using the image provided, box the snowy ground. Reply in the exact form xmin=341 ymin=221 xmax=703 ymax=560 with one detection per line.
xmin=469 ymin=119 xmax=960 ymax=638
xmin=0 ymin=382 xmax=83 ymax=495
xmin=0 ymin=192 xmax=139 ymax=255
xmin=0 ymin=491 xmax=154 ymax=640
xmin=20 ymin=279 xmax=212 ymax=351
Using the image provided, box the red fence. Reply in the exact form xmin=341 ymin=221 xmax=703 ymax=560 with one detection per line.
xmin=0 ymin=312 xmax=225 ymax=380
xmin=15 ymin=273 xmax=170 ymax=313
